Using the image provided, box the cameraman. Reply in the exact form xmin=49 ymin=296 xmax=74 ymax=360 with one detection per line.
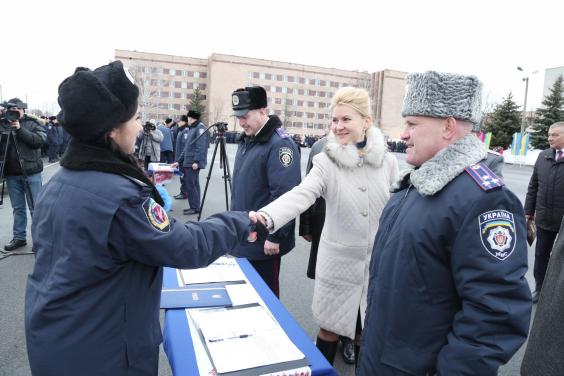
xmin=137 ymin=119 xmax=163 ymax=170
xmin=0 ymin=98 xmax=46 ymax=251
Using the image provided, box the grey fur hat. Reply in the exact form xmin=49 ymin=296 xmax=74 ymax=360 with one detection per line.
xmin=401 ymin=71 xmax=483 ymax=131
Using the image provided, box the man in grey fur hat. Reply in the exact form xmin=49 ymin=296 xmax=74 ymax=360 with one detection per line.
xmin=357 ymin=71 xmax=531 ymax=376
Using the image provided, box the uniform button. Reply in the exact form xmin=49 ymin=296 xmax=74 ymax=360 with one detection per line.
xmin=362 ymin=211 xmax=368 ymax=217
xmin=359 ymin=186 xmax=367 ymax=192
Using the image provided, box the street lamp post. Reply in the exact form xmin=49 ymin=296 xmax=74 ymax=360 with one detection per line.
xmin=517 ymin=67 xmax=538 ymax=134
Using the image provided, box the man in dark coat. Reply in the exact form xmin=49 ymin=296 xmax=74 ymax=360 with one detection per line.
xmin=358 ymin=71 xmax=531 ymax=376
xmin=524 ymin=121 xmax=564 ymax=303
xmin=521 ymin=218 xmax=564 ymax=375
xmin=229 ymin=86 xmax=301 ymax=297
xmin=175 ymin=110 xmax=209 ymax=215
xmin=173 ymin=115 xmax=189 ymax=199
xmin=1 ymin=98 xmax=46 ymax=251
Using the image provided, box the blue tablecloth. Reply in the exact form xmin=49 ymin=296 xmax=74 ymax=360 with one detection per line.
xmin=162 ymin=258 xmax=336 ymax=375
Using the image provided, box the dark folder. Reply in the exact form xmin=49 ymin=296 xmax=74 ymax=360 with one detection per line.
xmin=160 ymin=287 xmax=232 ymax=309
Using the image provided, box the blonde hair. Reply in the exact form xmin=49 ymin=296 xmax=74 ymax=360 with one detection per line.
xmin=330 ymin=87 xmax=372 ymax=119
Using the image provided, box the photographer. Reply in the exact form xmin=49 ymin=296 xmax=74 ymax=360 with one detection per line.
xmin=137 ymin=119 xmax=163 ymax=170
xmin=0 ymin=98 xmax=46 ymax=251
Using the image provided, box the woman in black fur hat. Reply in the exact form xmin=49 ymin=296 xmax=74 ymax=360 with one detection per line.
xmin=24 ymin=61 xmax=265 ymax=376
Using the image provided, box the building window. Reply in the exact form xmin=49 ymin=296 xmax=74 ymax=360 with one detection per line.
xmin=181 ymin=82 xmax=187 ymax=89
xmin=287 ymin=88 xmax=294 ymax=94
xmin=170 ymin=69 xmax=176 ymax=76
xmin=296 ymin=111 xmax=303 ymax=117
xmin=174 ymin=104 xmax=181 ymax=110
xmin=319 ymin=91 xmax=325 ymax=98
xmin=318 ymin=102 xmax=326 ymax=108
xmin=201 ymin=83 xmax=207 ymax=90
xmin=168 ymin=81 xmax=174 ymax=88
xmin=260 ymin=72 xmax=265 ymax=80
xmin=169 ymin=92 xmax=174 ymax=98
xmin=182 ymin=70 xmax=187 ymax=77
xmin=194 ymin=83 xmax=199 ymax=90
xmin=286 ymin=99 xmax=293 ymax=106
xmin=331 ymin=81 xmax=339 ymax=88
xmin=308 ymin=90 xmax=316 ymax=96
xmin=194 ymin=72 xmax=200 ymax=78
xmin=157 ymin=68 xmax=163 ymax=75
xmin=253 ymin=72 xmax=260 ymax=79
xmin=265 ymin=73 xmax=272 ymax=80
xmin=151 ymin=67 xmax=158 ymax=74
xmin=288 ymin=76 xmax=295 ymax=83
xmin=201 ymin=95 xmax=207 ymax=100
xmin=308 ymin=113 xmax=314 ymax=118
xmin=297 ymin=100 xmax=304 ymax=106
xmin=319 ymin=80 xmax=326 ymax=86
xmin=168 ymin=103 xmax=174 ymax=110
xmin=201 ymin=72 xmax=207 ymax=78
xmin=282 ymin=87 xmax=287 ymax=94
xmin=275 ymin=98 xmax=282 ymax=105
xmin=157 ymin=80 xmax=163 ymax=87
xmin=308 ymin=101 xmax=315 ymax=107
xmin=298 ymin=89 xmax=305 ymax=95
xmin=276 ymin=86 xmax=282 ymax=93
xmin=163 ymin=69 xmax=170 ymax=75
xmin=174 ymin=92 xmax=182 ymax=98
xmin=271 ymin=86 xmax=276 ymax=93
xmin=317 ymin=113 xmax=324 ymax=119
xmin=276 ymin=75 xmax=283 ymax=81
xmin=299 ymin=77 xmax=306 ymax=84
xmin=187 ymin=71 xmax=193 ymax=77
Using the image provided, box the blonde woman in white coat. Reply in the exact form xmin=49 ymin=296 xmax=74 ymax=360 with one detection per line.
xmin=255 ymin=87 xmax=399 ymax=365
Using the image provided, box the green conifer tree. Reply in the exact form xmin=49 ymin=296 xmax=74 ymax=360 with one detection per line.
xmin=189 ymin=87 xmax=206 ymax=122
xmin=530 ymin=75 xmax=564 ymax=150
xmin=484 ymin=93 xmax=522 ymax=149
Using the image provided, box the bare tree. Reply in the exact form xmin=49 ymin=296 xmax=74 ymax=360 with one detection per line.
xmin=209 ymin=99 xmax=226 ymax=125
xmin=128 ymin=64 xmax=159 ymax=121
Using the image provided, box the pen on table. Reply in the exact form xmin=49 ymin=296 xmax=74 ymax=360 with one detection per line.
xmin=208 ymin=334 xmax=252 ymax=343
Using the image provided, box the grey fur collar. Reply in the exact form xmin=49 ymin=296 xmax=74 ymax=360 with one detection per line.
xmin=324 ymin=127 xmax=386 ymax=169
xmin=395 ymin=134 xmax=486 ymax=196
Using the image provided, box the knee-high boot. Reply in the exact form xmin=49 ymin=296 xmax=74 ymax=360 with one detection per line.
xmin=316 ymin=337 xmax=338 ymax=365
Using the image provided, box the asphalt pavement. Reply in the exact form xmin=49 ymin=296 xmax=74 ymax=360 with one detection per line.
xmin=0 ymin=144 xmax=536 ymax=376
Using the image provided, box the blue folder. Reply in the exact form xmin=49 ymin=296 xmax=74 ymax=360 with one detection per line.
xmin=161 ymin=287 xmax=232 ymax=309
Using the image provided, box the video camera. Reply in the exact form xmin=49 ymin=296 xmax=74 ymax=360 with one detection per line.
xmin=0 ymin=101 xmax=24 ymax=126
xmin=143 ymin=121 xmax=156 ymax=132
xmin=211 ymin=122 xmax=228 ymax=132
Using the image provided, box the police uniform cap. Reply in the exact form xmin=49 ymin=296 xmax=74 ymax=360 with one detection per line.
xmin=187 ymin=110 xmax=201 ymax=120
xmin=231 ymin=86 xmax=267 ymax=117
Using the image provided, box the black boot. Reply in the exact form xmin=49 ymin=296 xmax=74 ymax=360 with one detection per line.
xmin=341 ymin=336 xmax=355 ymax=364
xmin=316 ymin=337 xmax=337 ymax=365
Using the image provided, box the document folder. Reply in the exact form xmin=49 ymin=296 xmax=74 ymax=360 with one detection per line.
xmin=160 ymin=287 xmax=232 ymax=309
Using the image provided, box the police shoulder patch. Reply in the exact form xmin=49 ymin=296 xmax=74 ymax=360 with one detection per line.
xmin=479 ymin=210 xmax=516 ymax=261
xmin=279 ymin=147 xmax=293 ymax=167
xmin=142 ymin=198 xmax=171 ymax=232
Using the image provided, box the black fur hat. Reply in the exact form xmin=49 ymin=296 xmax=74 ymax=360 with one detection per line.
xmin=57 ymin=60 xmax=139 ymax=142
xmin=187 ymin=110 xmax=201 ymax=120
xmin=231 ymin=86 xmax=267 ymax=116
xmin=179 ymin=115 xmax=188 ymax=123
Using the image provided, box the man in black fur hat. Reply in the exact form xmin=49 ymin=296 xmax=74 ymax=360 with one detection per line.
xmin=228 ymin=86 xmax=301 ymax=297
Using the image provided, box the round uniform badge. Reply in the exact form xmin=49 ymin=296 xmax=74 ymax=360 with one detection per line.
xmin=279 ymin=147 xmax=293 ymax=167
xmin=142 ymin=198 xmax=171 ymax=232
xmin=232 ymin=95 xmax=239 ymax=106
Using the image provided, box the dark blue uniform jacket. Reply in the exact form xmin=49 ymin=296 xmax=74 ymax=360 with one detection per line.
xmin=230 ymin=115 xmax=301 ymax=260
xmin=177 ymin=120 xmax=209 ymax=169
xmin=25 ymin=169 xmax=255 ymax=375
xmin=358 ymin=168 xmax=531 ymax=376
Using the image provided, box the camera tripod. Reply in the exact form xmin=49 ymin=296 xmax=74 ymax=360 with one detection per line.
xmin=0 ymin=129 xmax=36 ymax=259
xmin=195 ymin=122 xmax=232 ymax=221
xmin=138 ymin=129 xmax=158 ymax=170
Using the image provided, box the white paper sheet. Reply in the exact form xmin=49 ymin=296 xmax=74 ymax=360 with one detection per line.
xmin=225 ymin=283 xmax=261 ymax=306
xmin=190 ymin=305 xmax=305 ymax=374
xmin=181 ymin=256 xmax=246 ymax=284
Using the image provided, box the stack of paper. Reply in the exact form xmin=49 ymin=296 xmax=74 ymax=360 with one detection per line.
xmin=190 ymin=304 xmax=306 ymax=374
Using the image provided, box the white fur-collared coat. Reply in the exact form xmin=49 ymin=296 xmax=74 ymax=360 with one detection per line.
xmin=259 ymin=127 xmax=399 ymax=338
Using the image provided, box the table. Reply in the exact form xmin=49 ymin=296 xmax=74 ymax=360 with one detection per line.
xmin=162 ymin=258 xmax=337 ymax=375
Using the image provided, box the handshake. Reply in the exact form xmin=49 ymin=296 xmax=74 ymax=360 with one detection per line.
xmin=247 ymin=211 xmax=269 ymax=243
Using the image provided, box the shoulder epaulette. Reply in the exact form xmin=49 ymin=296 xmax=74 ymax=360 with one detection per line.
xmin=120 ymin=174 xmax=148 ymax=188
xmin=487 ymin=150 xmax=501 ymax=156
xmin=275 ymin=127 xmax=290 ymax=139
xmin=464 ymin=163 xmax=504 ymax=191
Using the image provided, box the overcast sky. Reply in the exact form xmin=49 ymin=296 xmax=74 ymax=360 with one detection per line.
xmin=1 ymin=0 xmax=562 ymax=115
